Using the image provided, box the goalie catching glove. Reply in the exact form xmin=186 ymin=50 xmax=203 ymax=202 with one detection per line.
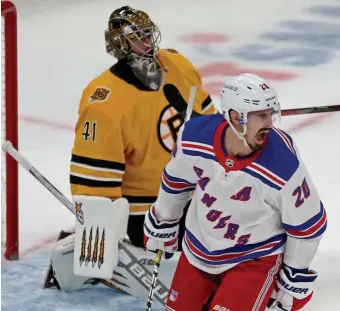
xmin=267 ymin=264 xmax=317 ymax=311
xmin=143 ymin=205 xmax=179 ymax=259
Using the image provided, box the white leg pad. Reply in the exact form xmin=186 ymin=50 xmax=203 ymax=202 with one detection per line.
xmin=73 ymin=196 xmax=129 ymax=279
xmin=51 ymin=233 xmax=90 ymax=291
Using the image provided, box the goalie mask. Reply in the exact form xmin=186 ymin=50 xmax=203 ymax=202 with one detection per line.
xmin=105 ymin=6 xmax=163 ymax=90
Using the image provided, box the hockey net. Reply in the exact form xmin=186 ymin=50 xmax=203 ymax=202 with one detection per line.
xmin=1 ymin=0 xmax=18 ymax=260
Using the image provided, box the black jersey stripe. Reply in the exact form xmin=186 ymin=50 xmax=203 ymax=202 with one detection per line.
xmin=70 ymin=175 xmax=122 ymax=188
xmin=71 ymin=154 xmax=125 ymax=171
xmin=123 ymin=195 xmax=157 ymax=205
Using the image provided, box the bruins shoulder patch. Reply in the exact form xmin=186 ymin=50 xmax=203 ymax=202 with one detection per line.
xmin=89 ymin=87 xmax=111 ymax=103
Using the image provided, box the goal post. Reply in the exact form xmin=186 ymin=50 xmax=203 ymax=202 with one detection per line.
xmin=1 ymin=0 xmax=19 ymax=260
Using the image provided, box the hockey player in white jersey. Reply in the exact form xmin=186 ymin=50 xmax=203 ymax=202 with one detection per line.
xmin=144 ymin=73 xmax=327 ymax=311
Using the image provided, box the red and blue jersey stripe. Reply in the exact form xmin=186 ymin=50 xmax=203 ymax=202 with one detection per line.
xmin=241 ymin=162 xmax=287 ymax=190
xmin=181 ymin=141 xmax=217 ymax=161
xmin=283 ymin=202 xmax=327 ymax=239
xmin=271 ymin=127 xmax=296 ymax=156
xmin=161 ymin=169 xmax=196 ymax=194
xmin=241 ymin=128 xmax=299 ymax=190
xmin=184 ymin=229 xmax=286 ymax=265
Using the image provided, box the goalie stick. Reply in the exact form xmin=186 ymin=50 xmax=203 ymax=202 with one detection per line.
xmin=163 ymin=84 xmax=340 ymax=117
xmin=1 ymin=141 xmax=170 ymax=306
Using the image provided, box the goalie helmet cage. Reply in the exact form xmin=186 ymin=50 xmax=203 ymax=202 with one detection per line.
xmin=1 ymin=0 xmax=19 ymax=260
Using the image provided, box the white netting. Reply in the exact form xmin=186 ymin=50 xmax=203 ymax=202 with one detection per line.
xmin=1 ymin=14 xmax=7 ymax=256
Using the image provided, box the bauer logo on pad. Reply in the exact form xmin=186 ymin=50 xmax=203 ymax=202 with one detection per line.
xmin=89 ymin=87 xmax=111 ymax=103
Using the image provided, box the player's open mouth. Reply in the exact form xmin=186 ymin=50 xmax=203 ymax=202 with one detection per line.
xmin=255 ymin=131 xmax=268 ymax=144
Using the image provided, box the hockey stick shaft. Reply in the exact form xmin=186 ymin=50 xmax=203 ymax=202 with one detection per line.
xmin=145 ymin=250 xmax=163 ymax=311
xmin=2 ymin=141 xmax=75 ymax=213
xmin=281 ymin=104 xmax=340 ymax=116
xmin=168 ymin=93 xmax=340 ymax=118
xmin=2 ymin=141 xmax=170 ymax=305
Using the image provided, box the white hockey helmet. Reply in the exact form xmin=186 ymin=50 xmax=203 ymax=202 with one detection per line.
xmin=220 ymin=73 xmax=280 ymax=139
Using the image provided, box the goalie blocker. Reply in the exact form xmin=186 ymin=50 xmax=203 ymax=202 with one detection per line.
xmin=45 ymin=196 xmax=129 ymax=290
xmin=73 ymin=196 xmax=129 ymax=279
xmin=43 ymin=196 xmax=176 ymax=302
xmin=45 ymin=195 xmax=129 ymax=291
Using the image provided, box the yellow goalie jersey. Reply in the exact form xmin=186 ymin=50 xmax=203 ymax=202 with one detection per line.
xmin=70 ymin=49 xmax=215 ymax=215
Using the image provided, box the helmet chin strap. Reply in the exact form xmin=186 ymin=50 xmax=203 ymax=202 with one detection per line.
xmin=227 ymin=110 xmax=253 ymax=150
xmin=228 ymin=121 xmax=252 ymax=150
